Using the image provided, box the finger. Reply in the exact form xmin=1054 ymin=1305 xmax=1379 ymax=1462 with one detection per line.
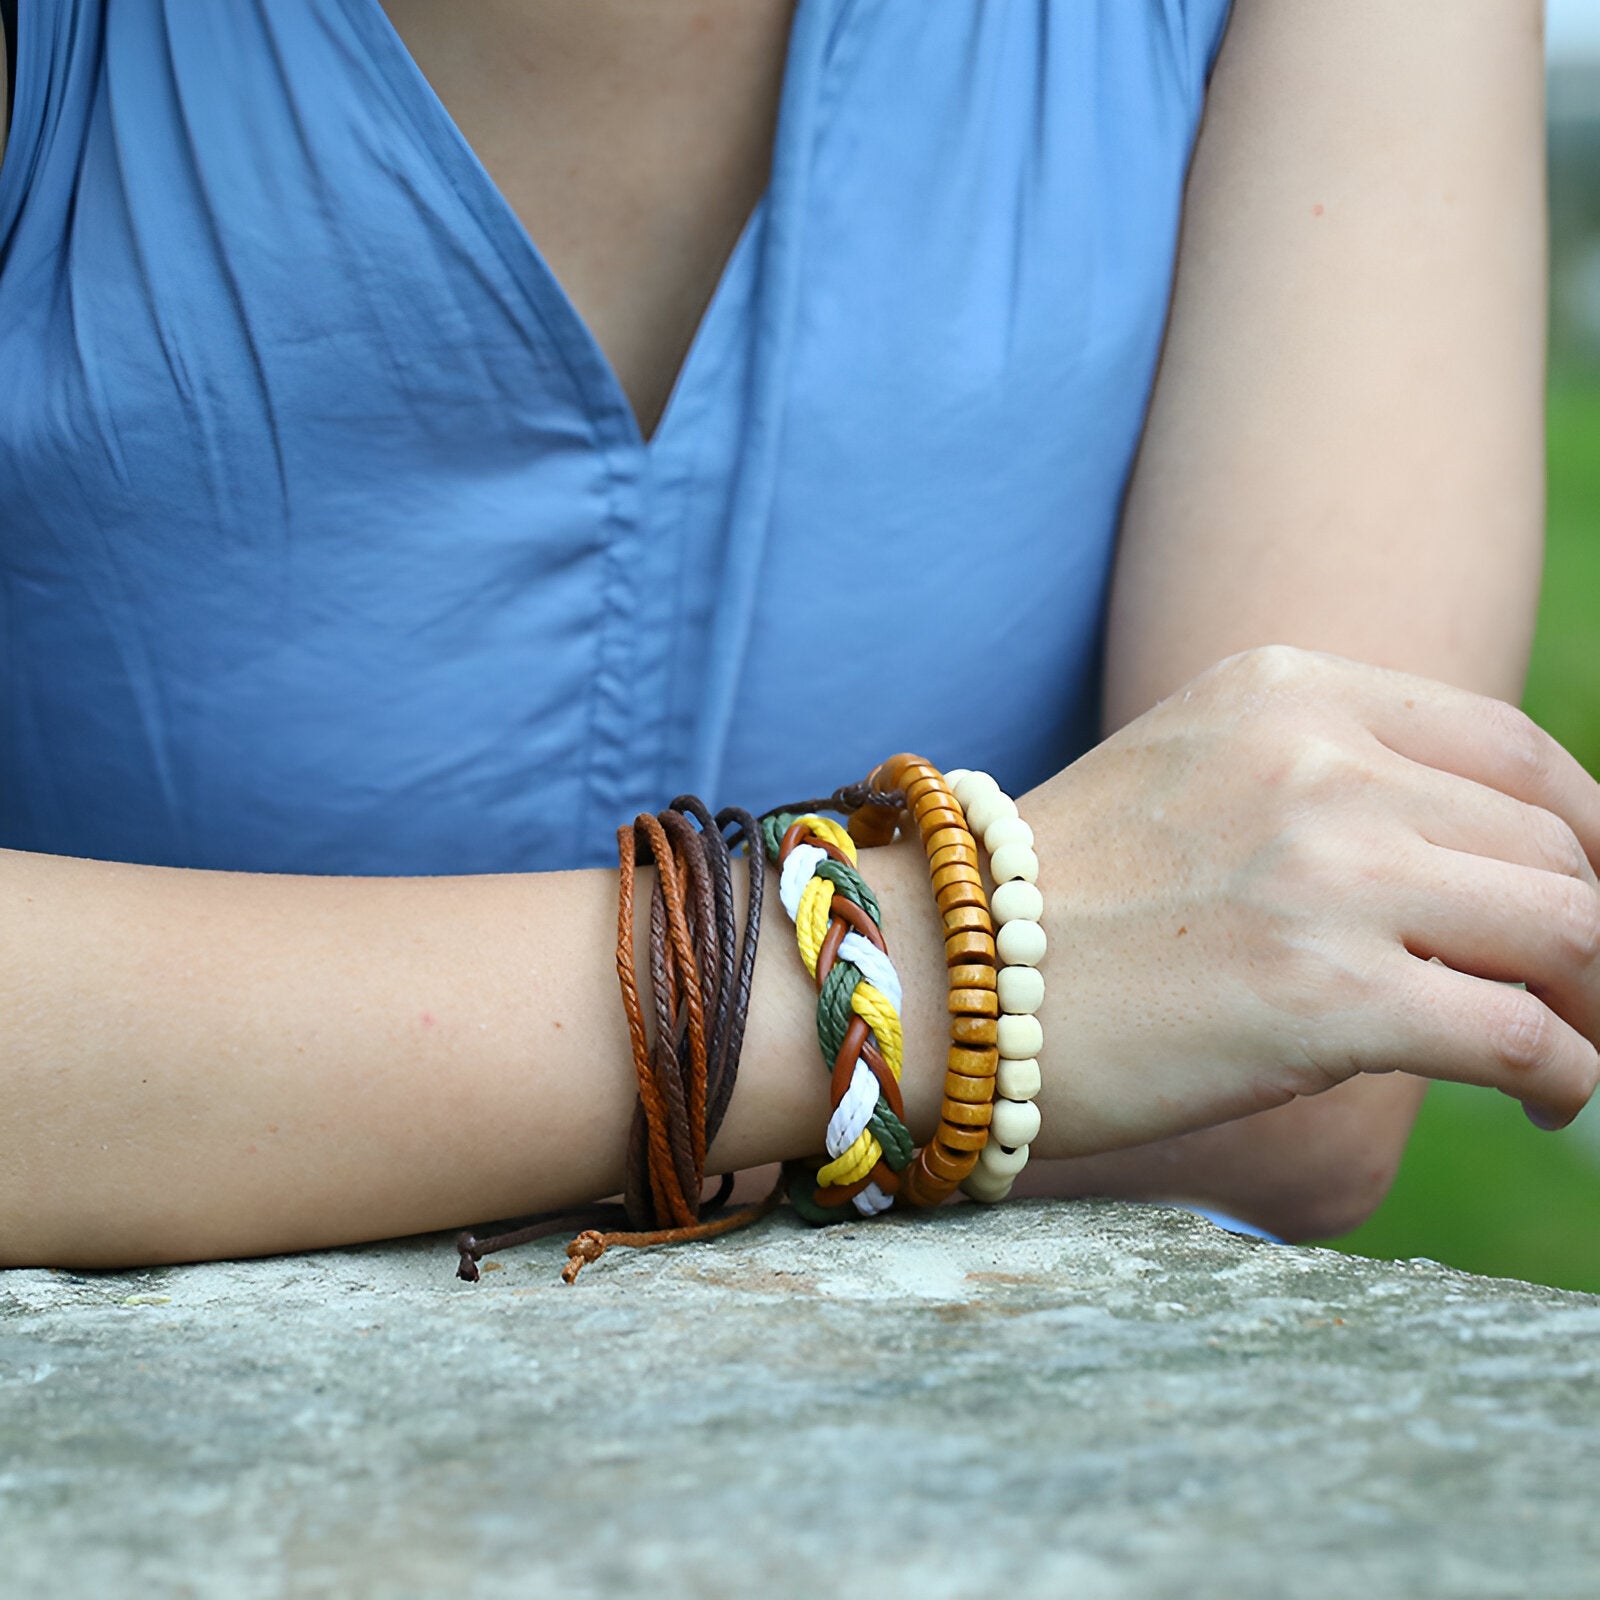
xmin=1377 ymin=945 xmax=1600 ymax=1128
xmin=1280 ymin=650 xmax=1600 ymax=874
xmin=1392 ymin=842 xmax=1600 ymax=1048
xmin=1372 ymin=698 xmax=1600 ymax=872
xmin=1385 ymin=752 xmax=1599 ymax=889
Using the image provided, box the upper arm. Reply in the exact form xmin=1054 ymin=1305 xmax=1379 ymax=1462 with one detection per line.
xmin=1104 ymin=0 xmax=1547 ymax=733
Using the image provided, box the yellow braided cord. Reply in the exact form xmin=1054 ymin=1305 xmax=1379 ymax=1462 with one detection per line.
xmin=850 ymin=980 xmax=903 ymax=1078
xmin=796 ymin=873 xmax=834 ymax=978
xmin=775 ymin=810 xmax=901 ymax=1208
xmin=817 ymin=1130 xmax=883 ymax=1189
xmin=800 ymin=813 xmax=857 ymax=862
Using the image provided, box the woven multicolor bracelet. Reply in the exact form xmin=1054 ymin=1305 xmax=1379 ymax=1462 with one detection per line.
xmin=759 ymin=807 xmax=916 ymax=1220
xmin=844 ymin=753 xmax=1000 ymax=1208
xmin=944 ymin=770 xmax=1046 ymax=1203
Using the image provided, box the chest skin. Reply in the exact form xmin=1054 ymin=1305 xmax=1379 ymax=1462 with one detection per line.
xmin=374 ymin=0 xmax=795 ymax=443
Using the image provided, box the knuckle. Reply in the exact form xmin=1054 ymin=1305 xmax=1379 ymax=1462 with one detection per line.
xmin=1488 ymin=989 xmax=1557 ymax=1076
xmin=1531 ymin=807 xmax=1591 ymax=884
xmin=1220 ymin=643 xmax=1315 ymax=696
xmin=1276 ymin=732 xmax=1374 ymax=802
xmin=1550 ymin=879 xmax=1600 ymax=968
xmin=1488 ymin=699 xmax=1546 ymax=784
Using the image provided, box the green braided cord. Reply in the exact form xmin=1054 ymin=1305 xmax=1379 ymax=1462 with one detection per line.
xmin=813 ymin=857 xmax=882 ymax=928
xmin=784 ymin=1159 xmax=845 ymax=1226
xmin=760 ymin=806 xmax=914 ymax=1221
xmin=816 ymin=960 xmax=858 ymax=1065
xmin=759 ymin=811 xmax=802 ymax=864
xmin=867 ymin=1105 xmax=914 ymax=1171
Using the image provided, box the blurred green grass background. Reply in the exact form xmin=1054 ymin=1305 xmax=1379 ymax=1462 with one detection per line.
xmin=1330 ymin=375 xmax=1600 ymax=1290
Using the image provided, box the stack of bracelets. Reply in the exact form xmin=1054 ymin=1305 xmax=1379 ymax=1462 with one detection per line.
xmin=454 ymin=755 xmax=1046 ymax=1285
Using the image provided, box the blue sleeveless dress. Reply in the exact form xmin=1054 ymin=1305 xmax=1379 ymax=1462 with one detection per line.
xmin=0 ymin=0 xmax=1232 ymax=874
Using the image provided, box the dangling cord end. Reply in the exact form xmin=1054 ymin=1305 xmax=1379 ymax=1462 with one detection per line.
xmin=562 ymin=1230 xmax=609 ymax=1285
xmin=560 ymin=1169 xmax=789 ymax=1285
xmin=455 ymin=1232 xmax=483 ymax=1282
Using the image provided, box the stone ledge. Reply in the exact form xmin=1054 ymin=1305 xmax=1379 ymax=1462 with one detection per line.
xmin=3 ymin=1198 xmax=1598 ymax=1598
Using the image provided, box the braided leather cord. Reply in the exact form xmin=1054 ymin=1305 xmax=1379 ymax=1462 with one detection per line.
xmin=759 ymin=800 xmax=916 ymax=1223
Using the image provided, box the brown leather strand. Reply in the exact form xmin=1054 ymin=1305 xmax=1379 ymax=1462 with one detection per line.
xmin=455 ymin=793 xmax=769 ymax=1284
xmin=563 ymin=1165 xmax=787 ymax=1284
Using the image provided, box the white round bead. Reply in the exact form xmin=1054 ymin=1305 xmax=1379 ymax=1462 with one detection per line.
xmin=996 ymin=918 xmax=1047 ymax=967
xmin=983 ymin=815 xmax=1034 ymax=854
xmin=951 ymin=770 xmax=1000 ymax=813
xmin=960 ymin=1166 xmax=1014 ymax=1205
xmin=991 ymin=1096 xmax=1042 ymax=1149
xmin=990 ymin=842 xmax=1039 ymax=884
xmin=997 ymin=1057 xmax=1042 ymax=1101
xmin=997 ymin=1013 xmax=1044 ymax=1060
xmin=964 ymin=790 xmax=1018 ymax=839
xmin=997 ymin=965 xmax=1045 ymax=1014
xmin=942 ymin=769 xmax=973 ymax=790
xmin=976 ymin=1139 xmax=1030 ymax=1178
xmin=990 ymin=879 xmax=1044 ymax=925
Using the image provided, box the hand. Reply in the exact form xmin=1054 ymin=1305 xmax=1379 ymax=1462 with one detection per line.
xmin=1027 ymin=645 xmax=1600 ymax=1155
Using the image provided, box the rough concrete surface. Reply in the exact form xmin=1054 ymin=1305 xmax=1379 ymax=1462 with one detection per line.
xmin=3 ymin=1198 xmax=1598 ymax=1599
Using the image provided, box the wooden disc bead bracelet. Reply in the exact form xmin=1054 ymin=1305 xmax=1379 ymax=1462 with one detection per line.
xmin=844 ymin=753 xmax=1002 ymax=1208
xmin=943 ymin=770 xmax=1047 ymax=1203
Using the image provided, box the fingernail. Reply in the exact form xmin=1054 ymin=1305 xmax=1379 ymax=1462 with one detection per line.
xmin=1525 ymin=1105 xmax=1567 ymax=1132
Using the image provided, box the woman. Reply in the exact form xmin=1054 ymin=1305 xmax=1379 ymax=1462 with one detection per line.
xmin=0 ymin=1 xmax=1592 ymax=1268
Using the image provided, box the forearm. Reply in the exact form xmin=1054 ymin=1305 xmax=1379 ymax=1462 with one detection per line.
xmin=0 ymin=839 xmax=951 ymax=1269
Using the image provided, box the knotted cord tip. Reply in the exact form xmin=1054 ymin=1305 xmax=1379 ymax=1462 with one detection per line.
xmin=562 ymin=1229 xmax=608 ymax=1285
xmin=455 ymin=1232 xmax=482 ymax=1283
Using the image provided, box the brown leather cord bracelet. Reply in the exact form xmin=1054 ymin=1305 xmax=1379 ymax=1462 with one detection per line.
xmin=455 ymin=797 xmax=777 ymax=1284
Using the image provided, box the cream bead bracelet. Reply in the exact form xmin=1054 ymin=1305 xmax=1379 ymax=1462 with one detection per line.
xmin=943 ymin=770 xmax=1046 ymax=1203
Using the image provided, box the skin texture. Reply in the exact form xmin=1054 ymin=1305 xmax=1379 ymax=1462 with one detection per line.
xmin=1 ymin=2 xmax=1586 ymax=1266
xmin=1009 ymin=0 xmax=1555 ymax=1233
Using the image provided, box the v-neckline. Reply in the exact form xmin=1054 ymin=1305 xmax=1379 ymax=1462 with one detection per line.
xmin=357 ymin=0 xmax=802 ymax=455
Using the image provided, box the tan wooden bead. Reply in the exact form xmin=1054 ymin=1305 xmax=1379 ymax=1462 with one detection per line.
xmin=990 ymin=842 xmax=1040 ymax=885
xmin=997 ymin=964 xmax=1045 ymax=1015
xmin=941 ymin=1096 xmax=994 ymax=1128
xmin=935 ymin=877 xmax=988 ymax=913
xmin=951 ymin=771 xmax=1001 ymax=812
xmin=903 ymin=772 xmax=947 ymax=805
xmin=996 ymin=1057 xmax=1041 ymax=1100
xmin=991 ymin=1096 xmax=1042 ymax=1149
xmin=947 ymin=987 xmax=1000 ymax=1018
xmin=965 ymin=789 xmax=1019 ymax=838
xmin=945 ymin=930 xmax=997 ymax=966
xmin=915 ymin=802 xmax=965 ymax=836
xmin=923 ymin=1140 xmax=972 ymax=1183
xmin=951 ymin=1015 xmax=998 ymax=1047
xmin=939 ymin=1121 xmax=990 ymax=1152
xmin=961 ymin=1165 xmax=1014 ymax=1204
xmin=994 ymin=920 xmax=1045 ymax=967
xmin=991 ymin=878 xmax=1044 ymax=925
xmin=933 ymin=859 xmax=983 ymax=892
xmin=975 ymin=1140 xmax=1029 ymax=1179
xmin=998 ymin=1013 xmax=1045 ymax=1060
xmin=930 ymin=841 xmax=981 ymax=873
xmin=947 ymin=963 xmax=997 ymax=992
xmin=945 ymin=1071 xmax=996 ymax=1105
xmin=925 ymin=825 xmax=972 ymax=857
xmin=942 ymin=904 xmax=994 ymax=939
xmin=983 ymin=815 xmax=1034 ymax=854
xmin=847 ymin=804 xmax=899 ymax=848
xmin=949 ymin=1044 xmax=998 ymax=1078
